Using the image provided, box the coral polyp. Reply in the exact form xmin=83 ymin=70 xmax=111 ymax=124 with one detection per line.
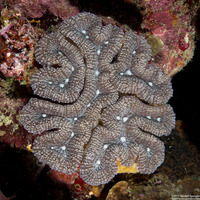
xmin=20 ymin=12 xmax=175 ymax=186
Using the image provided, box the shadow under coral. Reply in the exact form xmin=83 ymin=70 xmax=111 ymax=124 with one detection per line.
xmin=0 ymin=142 xmax=72 ymax=200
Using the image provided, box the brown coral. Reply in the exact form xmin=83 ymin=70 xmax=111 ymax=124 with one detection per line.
xmin=20 ymin=12 xmax=175 ymax=186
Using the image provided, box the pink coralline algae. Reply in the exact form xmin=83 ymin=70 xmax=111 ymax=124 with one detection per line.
xmin=0 ymin=8 xmax=39 ymax=81
xmin=49 ymin=170 xmax=92 ymax=199
xmin=0 ymin=8 xmax=37 ymax=148
xmin=143 ymin=0 xmax=174 ymax=11
xmin=50 ymin=170 xmax=79 ymax=186
xmin=7 ymin=0 xmax=79 ymax=20
xmin=126 ymin=0 xmax=197 ymax=76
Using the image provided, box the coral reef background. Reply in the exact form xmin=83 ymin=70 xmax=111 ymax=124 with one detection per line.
xmin=0 ymin=0 xmax=200 ymax=199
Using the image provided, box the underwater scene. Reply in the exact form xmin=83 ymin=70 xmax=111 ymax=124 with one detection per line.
xmin=0 ymin=0 xmax=200 ymax=199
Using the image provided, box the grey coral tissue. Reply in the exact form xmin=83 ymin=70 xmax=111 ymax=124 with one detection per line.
xmin=20 ymin=12 xmax=176 ymax=186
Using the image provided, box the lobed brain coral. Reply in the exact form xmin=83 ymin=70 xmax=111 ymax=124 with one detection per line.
xmin=20 ymin=12 xmax=175 ymax=186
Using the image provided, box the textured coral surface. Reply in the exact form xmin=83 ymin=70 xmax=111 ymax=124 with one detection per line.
xmin=20 ymin=12 xmax=175 ymax=186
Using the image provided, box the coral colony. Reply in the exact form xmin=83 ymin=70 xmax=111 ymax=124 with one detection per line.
xmin=20 ymin=12 xmax=175 ymax=186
